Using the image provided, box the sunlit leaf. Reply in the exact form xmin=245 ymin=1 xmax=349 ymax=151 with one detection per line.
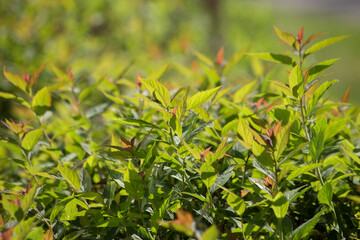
xmin=58 ymin=164 xmax=81 ymax=191
xmin=304 ymin=35 xmax=349 ymax=57
xmin=32 ymin=87 xmax=51 ymax=115
xmin=248 ymin=53 xmax=295 ymax=66
xmin=22 ymin=129 xmax=43 ymax=151
xmin=187 ymin=86 xmax=220 ymax=110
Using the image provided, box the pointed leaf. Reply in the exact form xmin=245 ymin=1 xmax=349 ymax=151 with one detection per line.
xmin=32 ymin=87 xmax=51 ymax=115
xmin=233 ymin=81 xmax=257 ymax=103
xmin=307 ymin=80 xmax=338 ymax=117
xmin=187 ymin=87 xmax=220 ymax=110
xmin=124 ymin=160 xmax=144 ymax=200
xmin=309 ymin=116 xmax=327 ymax=161
xmin=272 ymin=192 xmax=289 ymax=219
xmin=223 ymin=46 xmax=249 ymax=75
xmin=304 ymin=35 xmax=349 ymax=57
xmin=317 ymin=182 xmax=333 ymax=207
xmin=22 ymin=129 xmax=43 ymax=151
xmin=274 ymin=122 xmax=293 ymax=161
xmin=289 ymin=211 xmax=323 ymax=240
xmin=289 ymin=65 xmax=304 ymax=99
xmin=273 ymin=26 xmax=298 ymax=50
xmin=227 ymin=192 xmax=245 ymax=216
xmin=200 ymin=162 xmax=217 ymax=188
xmin=21 ymin=186 xmax=37 ymax=212
xmin=193 ymin=50 xmax=214 ymax=67
xmin=248 ymin=53 xmax=295 ymax=66
xmin=3 ymin=67 xmax=28 ymax=93
xmin=307 ymin=58 xmax=339 ymax=83
xmin=286 ymin=164 xmax=321 ymax=181
xmin=58 ymin=164 xmax=81 ymax=191
xmin=201 ymin=225 xmax=218 ymax=240
xmin=141 ymin=79 xmax=171 ymax=108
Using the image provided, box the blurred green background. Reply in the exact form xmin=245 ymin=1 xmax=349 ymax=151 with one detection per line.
xmin=1 ymin=0 xmax=359 ymax=116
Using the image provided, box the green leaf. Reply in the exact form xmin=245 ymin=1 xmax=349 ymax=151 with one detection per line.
xmin=32 ymin=87 xmax=52 ymax=115
xmin=271 ymin=192 xmax=289 ymax=219
xmin=309 ymin=116 xmax=327 ymax=161
xmin=210 ymin=136 xmax=234 ymax=164
xmin=200 ymin=162 xmax=217 ymax=188
xmin=26 ymin=227 xmax=43 ymax=240
xmin=201 ymin=225 xmax=218 ymax=240
xmin=193 ymin=50 xmax=214 ymax=67
xmin=289 ymin=65 xmax=304 ymax=99
xmin=247 ymin=53 xmax=295 ymax=66
xmin=58 ymin=164 xmax=81 ymax=191
xmin=97 ymin=218 xmax=126 ymax=227
xmin=3 ymin=67 xmax=29 ymax=94
xmin=273 ymin=26 xmax=298 ymax=50
xmin=22 ymin=129 xmax=43 ymax=151
xmin=227 ymin=192 xmax=246 ymax=216
xmin=223 ymin=46 xmax=249 ymax=75
xmin=116 ymin=118 xmax=161 ymax=129
xmin=341 ymin=144 xmax=360 ymax=165
xmin=21 ymin=186 xmax=37 ymax=212
xmin=307 ymin=58 xmax=339 ymax=83
xmin=307 ymin=80 xmax=338 ymax=117
xmin=233 ymin=81 xmax=257 ymax=103
xmin=274 ymin=122 xmax=293 ymax=161
xmin=2 ymin=197 xmax=24 ymax=221
xmin=304 ymin=35 xmax=349 ymax=57
xmin=151 ymin=192 xmax=172 ymax=234
xmin=317 ymin=182 xmax=333 ymax=208
xmin=187 ymin=86 xmax=220 ymax=110
xmin=51 ymin=64 xmax=72 ymax=83
xmin=102 ymin=91 xmax=125 ymax=104
xmin=325 ymin=119 xmax=347 ymax=140
xmin=221 ymin=119 xmax=237 ymax=137
xmin=237 ymin=116 xmax=253 ymax=148
xmin=289 ymin=211 xmax=323 ymax=240
xmin=147 ymin=64 xmax=170 ymax=81
xmin=286 ymin=163 xmax=321 ymax=181
xmin=103 ymin=181 xmax=116 ymax=206
xmin=159 ymin=221 xmax=194 ymax=237
xmin=141 ymin=79 xmax=171 ymax=108
xmin=0 ymin=91 xmax=31 ymax=108
xmin=79 ymin=78 xmax=104 ymax=102
xmin=124 ymin=160 xmax=144 ymax=200
xmin=79 ymin=168 xmax=92 ymax=192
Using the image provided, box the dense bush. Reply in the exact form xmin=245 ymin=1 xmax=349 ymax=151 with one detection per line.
xmin=0 ymin=27 xmax=359 ymax=239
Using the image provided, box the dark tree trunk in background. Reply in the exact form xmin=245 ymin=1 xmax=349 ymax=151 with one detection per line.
xmin=202 ymin=0 xmax=222 ymax=51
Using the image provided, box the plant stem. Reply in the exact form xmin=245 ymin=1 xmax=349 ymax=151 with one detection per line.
xmin=34 ymin=207 xmax=52 ymax=230
xmin=298 ymin=47 xmax=310 ymax=141
xmin=242 ymin=153 xmax=251 ymax=185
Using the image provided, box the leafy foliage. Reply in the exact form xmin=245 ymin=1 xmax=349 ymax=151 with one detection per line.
xmin=0 ymin=26 xmax=359 ymax=240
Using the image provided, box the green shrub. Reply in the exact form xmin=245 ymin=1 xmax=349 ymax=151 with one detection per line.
xmin=0 ymin=27 xmax=359 ymax=239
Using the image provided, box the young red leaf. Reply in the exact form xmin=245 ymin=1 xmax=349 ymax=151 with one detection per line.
xmin=67 ymin=67 xmax=74 ymax=80
xmin=172 ymin=209 xmax=194 ymax=228
xmin=136 ymin=72 xmax=143 ymax=89
xmin=341 ymin=86 xmax=351 ymax=103
xmin=216 ymin=46 xmax=224 ymax=66
xmin=303 ymin=32 xmax=326 ymax=46
xmin=121 ymin=137 xmax=133 ymax=151
xmin=171 ymin=105 xmax=178 ymax=116
xmin=255 ymin=97 xmax=264 ymax=110
xmin=201 ymin=146 xmax=212 ymax=160
xmin=297 ymin=27 xmax=304 ymax=44
xmin=23 ymin=72 xmax=31 ymax=83
xmin=241 ymin=190 xmax=249 ymax=198
xmin=30 ymin=63 xmax=47 ymax=87
xmin=130 ymin=137 xmax=136 ymax=146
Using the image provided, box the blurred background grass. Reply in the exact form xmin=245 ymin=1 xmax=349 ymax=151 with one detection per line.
xmin=1 ymin=0 xmax=359 ymax=117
